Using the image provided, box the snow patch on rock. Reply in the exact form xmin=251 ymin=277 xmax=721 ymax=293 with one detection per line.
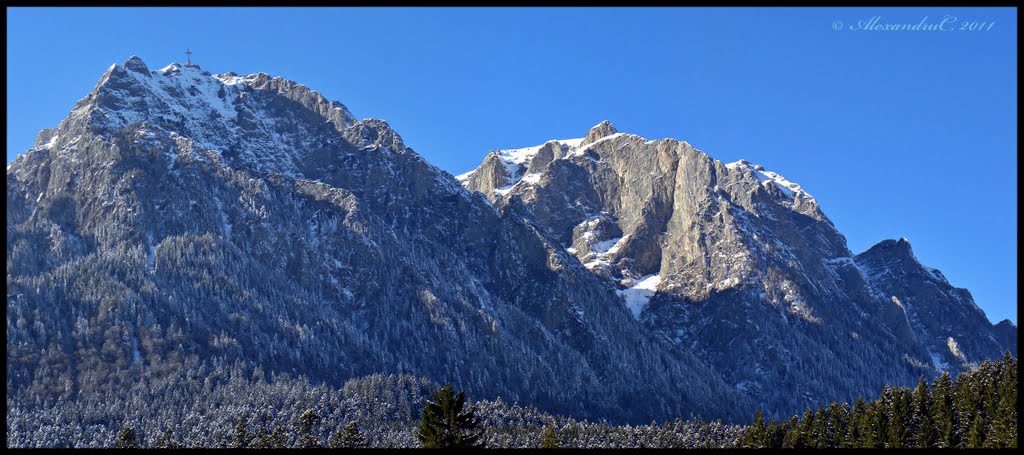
xmin=726 ymin=160 xmax=815 ymax=201
xmin=616 ymin=274 xmax=661 ymax=319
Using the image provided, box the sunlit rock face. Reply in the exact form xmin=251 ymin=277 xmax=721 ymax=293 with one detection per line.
xmin=460 ymin=120 xmax=1015 ymax=415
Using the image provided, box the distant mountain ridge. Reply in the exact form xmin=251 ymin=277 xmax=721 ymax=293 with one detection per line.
xmin=5 ymin=57 xmax=1015 ymax=429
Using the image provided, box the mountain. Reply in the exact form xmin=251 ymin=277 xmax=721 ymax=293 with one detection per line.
xmin=458 ymin=121 xmax=1016 ymax=414
xmin=6 ymin=57 xmax=750 ymax=424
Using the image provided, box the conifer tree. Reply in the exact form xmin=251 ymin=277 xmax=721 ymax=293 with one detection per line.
xmin=115 ymin=425 xmax=137 ymax=449
xmin=266 ymin=425 xmax=288 ymax=448
xmin=965 ymin=413 xmax=986 ymax=448
xmin=155 ymin=427 xmax=178 ymax=449
xmin=987 ymin=352 xmax=1017 ymax=448
xmin=957 ymin=363 xmax=987 ymax=447
xmin=781 ymin=416 xmax=800 ymax=448
xmin=931 ymin=371 xmax=955 ymax=448
xmin=733 ymin=355 xmax=1016 ymax=450
xmin=845 ymin=396 xmax=866 ymax=448
xmin=297 ymin=409 xmax=322 ymax=448
xmin=256 ymin=426 xmax=292 ymax=450
xmin=862 ymin=399 xmax=884 ymax=448
xmin=952 ymin=373 xmax=976 ymax=448
xmin=798 ymin=407 xmax=814 ymax=448
xmin=809 ymin=405 xmax=828 ymax=448
xmin=540 ymin=423 xmax=559 ymax=448
xmin=416 ymin=384 xmax=485 ymax=448
xmin=328 ymin=429 xmax=344 ymax=448
xmin=885 ymin=386 xmax=910 ymax=448
xmin=910 ymin=377 xmax=934 ymax=448
xmin=825 ymin=402 xmax=848 ymax=448
xmin=232 ymin=415 xmax=250 ymax=448
xmin=741 ymin=409 xmax=767 ymax=448
xmin=766 ymin=417 xmax=786 ymax=449
xmin=330 ymin=420 xmax=368 ymax=448
xmin=252 ymin=428 xmax=271 ymax=449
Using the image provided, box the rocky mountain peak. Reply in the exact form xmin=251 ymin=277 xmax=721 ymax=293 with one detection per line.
xmin=582 ymin=120 xmax=618 ymax=145
xmin=852 ymin=236 xmax=1014 ymax=368
xmin=856 ymin=237 xmax=920 ymax=271
xmin=993 ymin=320 xmax=1018 ymax=354
xmin=35 ymin=56 xmax=373 ymax=178
xmin=123 ymin=55 xmax=150 ymax=74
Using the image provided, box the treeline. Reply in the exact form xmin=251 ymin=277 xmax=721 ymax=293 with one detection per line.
xmin=741 ymin=352 xmax=1017 ymax=448
xmin=6 ymin=358 xmax=741 ymax=448
xmin=7 ymin=354 xmax=1014 ymax=448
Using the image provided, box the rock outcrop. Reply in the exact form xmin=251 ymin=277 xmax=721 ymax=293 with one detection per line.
xmin=459 ymin=121 xmax=1016 ymax=415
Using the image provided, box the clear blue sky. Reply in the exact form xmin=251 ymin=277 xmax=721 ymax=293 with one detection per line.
xmin=7 ymin=7 xmax=1017 ymax=324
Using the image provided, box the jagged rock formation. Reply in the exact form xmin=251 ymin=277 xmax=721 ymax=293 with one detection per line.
xmin=854 ymin=238 xmax=1017 ymax=367
xmin=459 ymin=121 xmax=1016 ymax=414
xmin=6 ymin=58 xmax=749 ymax=424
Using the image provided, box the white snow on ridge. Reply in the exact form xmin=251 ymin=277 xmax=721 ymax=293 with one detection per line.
xmin=726 ymin=160 xmax=814 ymax=200
xmin=575 ymin=133 xmax=624 ymax=156
xmin=95 ymin=61 xmax=242 ymax=154
xmin=616 ymin=274 xmax=661 ymax=319
xmin=78 ymin=59 xmax=356 ymax=178
xmin=479 ymin=134 xmax=640 ymax=198
xmin=560 ymin=137 xmax=585 ymax=149
xmin=214 ymin=73 xmax=259 ymax=86
xmin=487 ymin=138 xmax=585 ymax=196
xmin=463 ymin=132 xmax=642 ymax=194
xmin=495 ymin=143 xmax=545 ymax=167
xmin=494 ymin=137 xmax=585 ymax=167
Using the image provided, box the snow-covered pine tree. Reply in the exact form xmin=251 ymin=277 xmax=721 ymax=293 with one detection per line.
xmin=336 ymin=421 xmax=368 ymax=448
xmin=297 ymin=409 xmax=322 ymax=448
xmin=540 ymin=423 xmax=559 ymax=448
xmin=115 ymin=426 xmax=137 ymax=449
xmin=910 ymin=377 xmax=934 ymax=448
xmin=416 ymin=384 xmax=485 ymax=448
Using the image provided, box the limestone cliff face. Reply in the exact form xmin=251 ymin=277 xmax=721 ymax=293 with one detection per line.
xmin=459 ymin=121 xmax=1015 ymax=414
xmin=460 ymin=122 xmax=842 ymax=296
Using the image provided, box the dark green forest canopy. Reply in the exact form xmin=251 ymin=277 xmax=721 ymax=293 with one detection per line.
xmin=742 ymin=352 xmax=1017 ymax=449
xmin=6 ymin=353 xmax=1015 ymax=448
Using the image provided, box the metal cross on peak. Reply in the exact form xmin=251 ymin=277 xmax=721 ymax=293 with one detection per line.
xmin=185 ymin=48 xmax=192 ymax=66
